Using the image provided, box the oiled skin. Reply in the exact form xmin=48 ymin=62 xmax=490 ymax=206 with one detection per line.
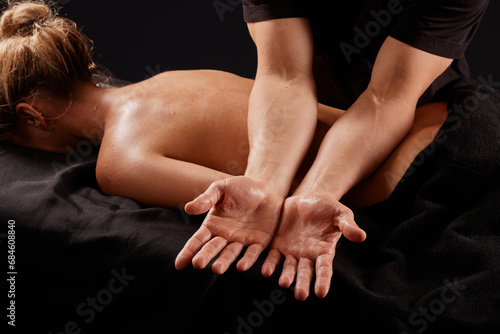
xmin=41 ymin=69 xmax=443 ymax=208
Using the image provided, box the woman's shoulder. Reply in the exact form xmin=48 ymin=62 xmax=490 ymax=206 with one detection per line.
xmin=143 ymin=69 xmax=254 ymax=89
xmin=95 ymin=131 xmax=150 ymax=196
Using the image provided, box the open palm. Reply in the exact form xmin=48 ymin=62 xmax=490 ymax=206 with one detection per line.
xmin=262 ymin=192 xmax=366 ymax=301
xmin=175 ymin=176 xmax=284 ymax=275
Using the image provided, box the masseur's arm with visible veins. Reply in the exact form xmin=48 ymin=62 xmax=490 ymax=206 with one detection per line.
xmin=261 ymin=35 xmax=453 ymax=301
xmin=175 ymin=17 xmax=453 ymax=301
xmin=175 ymin=18 xmax=319 ymax=274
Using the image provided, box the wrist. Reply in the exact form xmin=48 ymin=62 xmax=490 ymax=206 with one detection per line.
xmin=244 ymin=167 xmax=292 ymax=198
xmin=293 ymin=176 xmax=345 ymax=200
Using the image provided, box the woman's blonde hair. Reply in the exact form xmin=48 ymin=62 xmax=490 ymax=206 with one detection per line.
xmin=0 ymin=0 xmax=96 ymax=139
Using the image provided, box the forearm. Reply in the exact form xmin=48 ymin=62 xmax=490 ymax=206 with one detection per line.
xmin=296 ymin=36 xmax=453 ymax=199
xmin=244 ymin=18 xmax=317 ymax=197
xmin=245 ymin=72 xmax=318 ymax=196
xmin=295 ymin=89 xmax=416 ymax=199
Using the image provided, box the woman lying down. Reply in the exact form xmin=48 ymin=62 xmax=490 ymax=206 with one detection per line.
xmin=0 ymin=2 xmax=447 ymax=297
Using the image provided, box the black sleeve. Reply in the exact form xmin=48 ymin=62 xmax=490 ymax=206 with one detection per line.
xmin=390 ymin=0 xmax=489 ymax=59
xmin=241 ymin=0 xmax=309 ymax=22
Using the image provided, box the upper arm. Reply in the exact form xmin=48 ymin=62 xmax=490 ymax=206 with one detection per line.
xmin=248 ymin=17 xmax=315 ymax=79
xmin=96 ymin=152 xmax=231 ymax=208
xmin=367 ymin=36 xmax=454 ymax=106
xmin=370 ymin=0 xmax=487 ymax=103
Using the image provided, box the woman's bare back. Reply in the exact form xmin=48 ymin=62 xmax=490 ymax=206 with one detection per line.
xmin=101 ymin=70 xmax=254 ymax=174
xmin=96 ymin=69 xmax=446 ymax=208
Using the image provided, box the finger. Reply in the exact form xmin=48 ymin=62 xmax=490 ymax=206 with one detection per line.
xmin=192 ymin=236 xmax=228 ymax=270
xmin=236 ymin=244 xmax=265 ymax=272
xmin=212 ymin=242 xmax=244 ymax=275
xmin=184 ymin=182 xmax=224 ymax=215
xmin=175 ymin=226 xmax=212 ymax=270
xmin=279 ymin=256 xmax=298 ymax=289
xmin=314 ymin=254 xmax=334 ymax=299
xmin=262 ymin=249 xmax=282 ymax=278
xmin=338 ymin=214 xmax=367 ymax=243
xmin=294 ymin=258 xmax=314 ymax=301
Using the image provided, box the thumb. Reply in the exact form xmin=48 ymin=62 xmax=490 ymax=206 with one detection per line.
xmin=185 ymin=182 xmax=224 ymax=215
xmin=339 ymin=217 xmax=367 ymax=243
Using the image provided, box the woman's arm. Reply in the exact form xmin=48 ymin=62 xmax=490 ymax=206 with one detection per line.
xmin=96 ymin=152 xmax=231 ymax=208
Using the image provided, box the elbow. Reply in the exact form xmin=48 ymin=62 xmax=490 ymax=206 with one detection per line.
xmin=364 ymin=83 xmax=421 ymax=111
xmin=349 ymin=88 xmax=416 ymax=142
xmin=359 ymin=87 xmax=417 ymax=121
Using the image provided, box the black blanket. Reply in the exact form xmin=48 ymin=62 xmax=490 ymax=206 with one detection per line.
xmin=1 ymin=78 xmax=499 ymax=334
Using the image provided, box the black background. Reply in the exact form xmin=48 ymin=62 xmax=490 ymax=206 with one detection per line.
xmin=57 ymin=0 xmax=500 ymax=85
xmin=2 ymin=3 xmax=500 ymax=333
xmin=59 ymin=0 xmax=257 ymax=82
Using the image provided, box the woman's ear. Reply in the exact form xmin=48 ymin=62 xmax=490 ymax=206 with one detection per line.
xmin=15 ymin=103 xmax=48 ymax=130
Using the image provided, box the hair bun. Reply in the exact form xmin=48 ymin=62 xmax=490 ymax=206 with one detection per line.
xmin=0 ymin=2 xmax=53 ymax=39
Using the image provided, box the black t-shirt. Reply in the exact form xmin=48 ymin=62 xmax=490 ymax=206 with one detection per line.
xmin=242 ymin=0 xmax=489 ymax=107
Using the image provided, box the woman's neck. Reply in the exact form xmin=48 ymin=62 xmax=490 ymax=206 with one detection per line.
xmin=43 ymin=81 xmax=120 ymax=152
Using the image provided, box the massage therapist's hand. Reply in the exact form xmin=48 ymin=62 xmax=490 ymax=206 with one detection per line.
xmin=262 ymin=191 xmax=366 ymax=301
xmin=175 ymin=176 xmax=284 ymax=275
